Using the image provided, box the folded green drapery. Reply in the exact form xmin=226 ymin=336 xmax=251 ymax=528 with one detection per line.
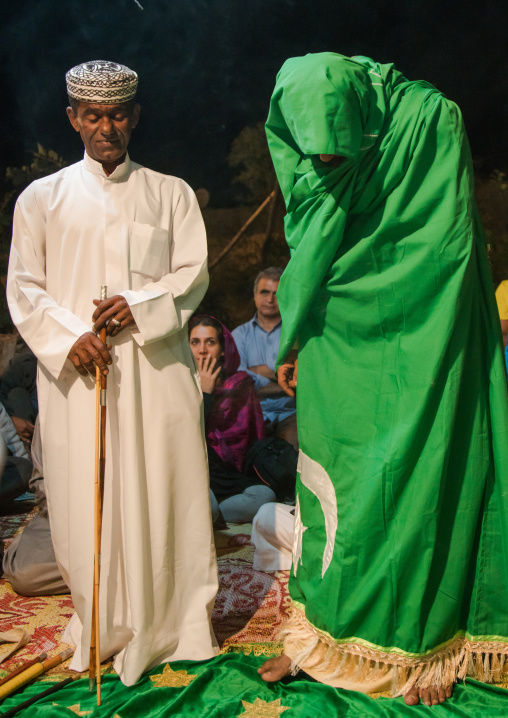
xmin=2 ymin=656 xmax=508 ymax=716
xmin=265 ymin=52 xmax=508 ymax=694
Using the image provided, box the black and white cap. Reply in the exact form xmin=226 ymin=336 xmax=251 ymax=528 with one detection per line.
xmin=66 ymin=60 xmax=138 ymax=104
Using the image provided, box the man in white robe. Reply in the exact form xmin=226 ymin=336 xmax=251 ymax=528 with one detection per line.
xmin=7 ymin=60 xmax=218 ymax=686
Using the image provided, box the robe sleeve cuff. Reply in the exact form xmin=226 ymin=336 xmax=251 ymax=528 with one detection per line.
xmin=120 ymin=287 xmax=178 ymax=346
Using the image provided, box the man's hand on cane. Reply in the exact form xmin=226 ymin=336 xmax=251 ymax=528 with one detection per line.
xmin=68 ymin=332 xmax=112 ymax=377
xmin=92 ymin=295 xmax=137 ymax=337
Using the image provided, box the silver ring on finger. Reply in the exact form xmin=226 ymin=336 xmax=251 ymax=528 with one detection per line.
xmin=111 ymin=318 xmax=121 ymax=328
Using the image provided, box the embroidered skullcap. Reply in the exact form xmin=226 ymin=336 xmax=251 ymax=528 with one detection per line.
xmin=66 ymin=60 xmax=138 ymax=104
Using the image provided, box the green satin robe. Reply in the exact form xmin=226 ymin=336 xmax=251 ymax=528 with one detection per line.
xmin=266 ymin=53 xmax=508 ymax=666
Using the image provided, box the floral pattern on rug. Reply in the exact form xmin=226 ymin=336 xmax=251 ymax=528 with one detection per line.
xmin=213 ymin=545 xmax=290 ymax=650
xmin=214 ymin=524 xmax=252 ymax=557
xmin=1 ymin=525 xmax=290 ymax=681
xmin=0 ymin=580 xmax=75 ymax=678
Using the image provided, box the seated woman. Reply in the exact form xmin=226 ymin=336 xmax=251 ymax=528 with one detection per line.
xmin=189 ymin=315 xmax=275 ymax=523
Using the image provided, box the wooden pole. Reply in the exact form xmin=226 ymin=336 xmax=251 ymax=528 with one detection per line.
xmin=209 ymin=191 xmax=275 ymax=269
xmin=0 ymin=654 xmax=47 ymax=689
xmin=89 ymin=285 xmax=108 ymax=706
xmin=0 ymin=676 xmax=75 ymax=718
xmin=0 ymin=648 xmax=73 ymax=701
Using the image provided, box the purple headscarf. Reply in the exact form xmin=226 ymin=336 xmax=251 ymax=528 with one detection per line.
xmin=199 ymin=317 xmax=265 ymax=472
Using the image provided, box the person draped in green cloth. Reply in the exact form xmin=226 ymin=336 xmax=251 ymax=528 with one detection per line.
xmin=257 ymin=52 xmax=508 ymax=707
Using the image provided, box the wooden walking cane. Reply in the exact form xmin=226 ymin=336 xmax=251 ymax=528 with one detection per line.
xmin=89 ymin=285 xmax=108 ymax=705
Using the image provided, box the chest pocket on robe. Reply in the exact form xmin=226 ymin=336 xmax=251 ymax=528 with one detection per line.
xmin=129 ymin=221 xmax=170 ymax=279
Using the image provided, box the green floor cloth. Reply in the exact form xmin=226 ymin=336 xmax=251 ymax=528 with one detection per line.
xmin=265 ymin=52 xmax=508 ymax=686
xmin=2 ymin=656 xmax=508 ymax=717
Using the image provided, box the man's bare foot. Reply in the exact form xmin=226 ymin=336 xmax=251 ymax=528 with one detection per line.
xmin=258 ymin=654 xmax=292 ymax=682
xmin=404 ymin=683 xmax=454 ymax=706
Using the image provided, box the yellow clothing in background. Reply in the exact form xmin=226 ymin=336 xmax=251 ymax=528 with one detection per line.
xmin=495 ymin=280 xmax=508 ymax=320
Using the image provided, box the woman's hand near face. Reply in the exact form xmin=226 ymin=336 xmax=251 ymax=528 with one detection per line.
xmin=198 ymin=354 xmax=222 ymax=393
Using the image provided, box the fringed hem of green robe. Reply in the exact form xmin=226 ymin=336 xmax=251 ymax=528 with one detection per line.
xmin=281 ymin=603 xmax=508 ymax=696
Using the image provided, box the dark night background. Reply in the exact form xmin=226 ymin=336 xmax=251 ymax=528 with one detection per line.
xmin=1 ymin=0 xmax=507 ymax=204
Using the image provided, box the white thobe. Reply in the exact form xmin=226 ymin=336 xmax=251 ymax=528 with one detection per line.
xmin=7 ymin=152 xmax=218 ymax=686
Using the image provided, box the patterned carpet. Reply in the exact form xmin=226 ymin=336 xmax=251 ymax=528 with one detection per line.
xmin=215 ymin=545 xmax=289 ymax=653
xmin=4 ymin=513 xmax=508 ymax=718
xmin=0 ymin=515 xmax=289 ymax=681
xmin=0 ymin=504 xmax=36 ymax=549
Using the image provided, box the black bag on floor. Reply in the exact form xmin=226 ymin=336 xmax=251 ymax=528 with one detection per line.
xmin=244 ymin=437 xmax=298 ymax=503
